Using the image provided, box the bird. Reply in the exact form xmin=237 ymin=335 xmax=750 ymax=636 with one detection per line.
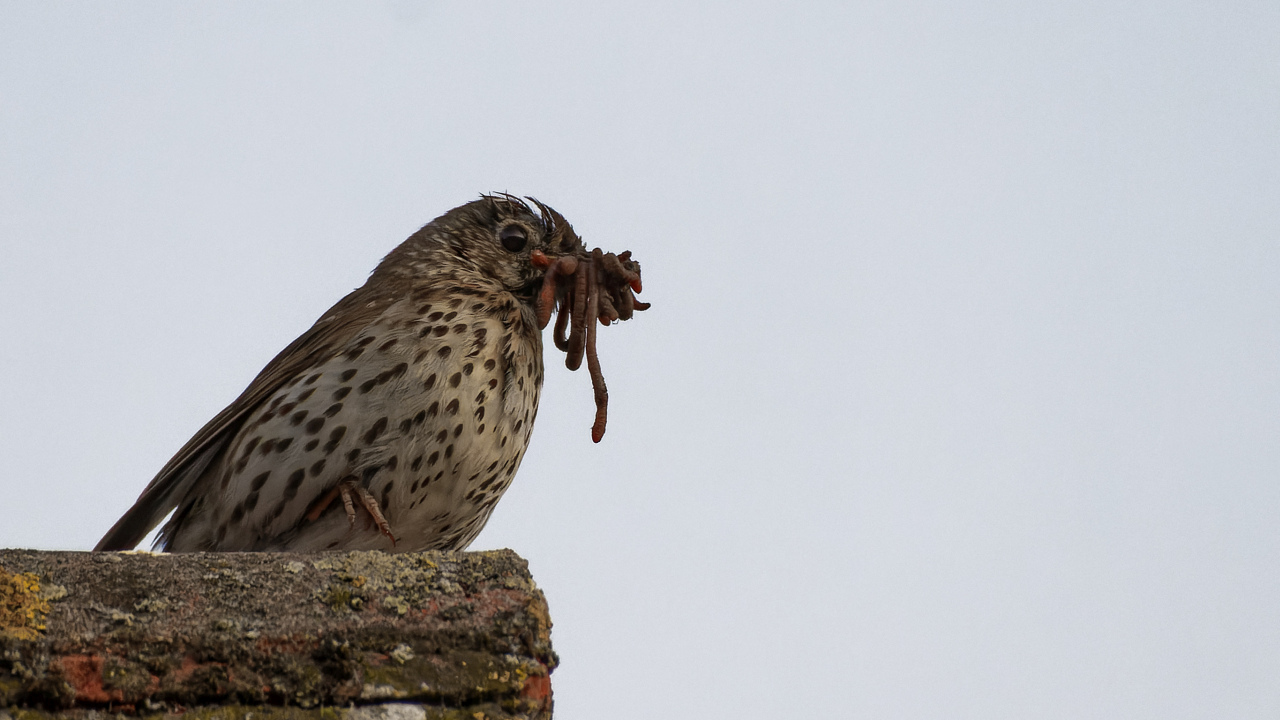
xmin=95 ymin=195 xmax=596 ymax=553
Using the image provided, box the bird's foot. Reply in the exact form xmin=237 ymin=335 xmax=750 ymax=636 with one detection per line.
xmin=306 ymin=478 xmax=398 ymax=546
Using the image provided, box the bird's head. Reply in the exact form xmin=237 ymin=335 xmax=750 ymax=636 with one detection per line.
xmin=376 ymin=194 xmax=585 ymax=302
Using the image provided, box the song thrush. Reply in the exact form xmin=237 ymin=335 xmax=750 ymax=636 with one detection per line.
xmin=94 ymin=195 xmax=644 ymax=553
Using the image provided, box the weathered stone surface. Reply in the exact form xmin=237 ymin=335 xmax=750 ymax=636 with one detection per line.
xmin=0 ymin=550 xmax=555 ymax=720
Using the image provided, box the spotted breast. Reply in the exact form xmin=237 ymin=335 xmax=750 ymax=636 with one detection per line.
xmin=169 ymin=291 xmax=543 ymax=552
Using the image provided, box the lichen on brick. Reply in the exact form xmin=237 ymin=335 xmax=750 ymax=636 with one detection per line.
xmin=0 ymin=549 xmax=553 ymax=718
xmin=0 ymin=568 xmax=49 ymax=641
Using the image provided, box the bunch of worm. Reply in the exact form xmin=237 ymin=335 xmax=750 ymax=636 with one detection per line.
xmin=531 ymin=246 xmax=649 ymax=442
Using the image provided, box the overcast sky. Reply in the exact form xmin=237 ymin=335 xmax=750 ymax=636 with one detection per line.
xmin=2 ymin=2 xmax=1278 ymax=718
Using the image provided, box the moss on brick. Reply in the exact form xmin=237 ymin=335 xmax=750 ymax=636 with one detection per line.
xmin=0 ymin=550 xmax=553 ymax=719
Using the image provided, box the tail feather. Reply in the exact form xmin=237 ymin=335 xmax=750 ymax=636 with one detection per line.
xmin=93 ymin=441 xmax=225 ymax=551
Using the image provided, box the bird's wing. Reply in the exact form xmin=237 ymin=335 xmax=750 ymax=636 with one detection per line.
xmin=93 ymin=284 xmax=400 ymax=551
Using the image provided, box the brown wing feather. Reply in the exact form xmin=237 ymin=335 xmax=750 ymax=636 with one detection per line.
xmin=94 ymin=283 xmax=400 ymax=551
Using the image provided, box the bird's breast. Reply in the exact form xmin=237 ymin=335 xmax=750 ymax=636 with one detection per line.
xmin=193 ymin=292 xmax=545 ymax=552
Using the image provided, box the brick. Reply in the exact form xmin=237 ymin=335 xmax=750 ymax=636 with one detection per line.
xmin=0 ymin=550 xmax=555 ymax=719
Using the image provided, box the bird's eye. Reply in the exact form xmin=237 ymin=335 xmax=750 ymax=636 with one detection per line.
xmin=499 ymin=225 xmax=528 ymax=253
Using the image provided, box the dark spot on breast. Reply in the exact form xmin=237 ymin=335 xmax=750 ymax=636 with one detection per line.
xmin=385 ymin=456 xmax=398 ymax=471
xmin=415 ymin=349 xmax=429 ymax=363
xmin=297 ymin=387 xmax=316 ymax=402
xmin=435 ymin=430 xmax=447 ymax=443
xmin=283 ymin=468 xmax=305 ymax=495
xmin=399 ymin=418 xmax=411 ymax=433
xmin=427 ymin=451 xmax=439 ymax=467
xmin=358 ymin=336 xmax=376 ymax=347
xmin=475 ymin=406 xmax=485 ymax=421
xmin=230 ymin=505 xmax=245 ymax=524
xmin=445 ymin=444 xmax=454 ymax=459
xmin=453 ymin=424 xmax=463 ymax=438
xmin=428 ymin=311 xmax=444 ymax=321
xmin=378 ymin=338 xmax=398 ymax=352
xmin=333 ymin=386 xmax=352 ymax=400
xmin=448 ymin=298 xmax=463 ymax=309
xmin=446 ymin=399 xmax=459 ymax=415
xmin=413 ymin=410 xmax=426 ymax=425
xmin=452 ymin=323 xmax=466 ymax=334
xmin=244 ymin=491 xmax=260 ymax=511
xmin=291 ymin=410 xmax=308 ymax=426
xmin=381 ymin=363 xmax=408 ymax=382
xmin=279 ymin=402 xmax=297 ymax=415
xmin=306 ymin=417 xmax=326 ymax=434
xmin=410 ymin=455 xmax=422 ymax=471
xmin=305 ymin=439 xmax=320 ymax=451
xmin=242 ymin=437 xmax=262 ymax=457
xmin=362 ymin=465 xmax=381 ymax=482
xmin=418 ymin=326 xmax=434 ymax=338
xmin=449 ymin=373 xmax=461 ymax=388
xmin=477 ymin=423 xmax=486 ymax=433
xmin=276 ymin=437 xmax=293 ymax=452
xmin=260 ymin=438 xmax=277 ymax=455
xmin=324 ymin=403 xmax=343 ymax=417
xmin=345 ymin=347 xmax=365 ymax=361
xmin=323 ymin=426 xmax=346 ymax=453
xmin=249 ymin=471 xmax=270 ymax=491
xmin=484 ymin=358 xmax=496 ymax=371
xmin=424 ymin=374 xmax=437 ymax=390
xmin=501 ymin=436 xmax=508 ymax=447
xmin=304 ymin=373 xmax=322 ymax=385
xmin=462 ymin=363 xmax=474 ymax=375
xmin=363 ymin=417 xmax=388 ymax=444
xmin=359 ymin=378 xmax=378 ymax=393
xmin=432 ymin=326 xmax=448 ymax=337
xmin=475 ymin=391 xmax=486 ymax=405
xmin=348 ymin=448 xmax=361 ymax=462
xmin=417 ymin=303 xmax=432 ymax=314
xmin=427 ymin=401 xmax=439 ymax=417
xmin=489 ymin=378 xmax=498 ymax=389
xmin=340 ymin=369 xmax=358 ymax=382
xmin=514 ymin=419 xmax=523 ymax=432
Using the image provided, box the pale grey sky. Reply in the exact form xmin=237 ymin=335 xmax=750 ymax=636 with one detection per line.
xmin=2 ymin=2 xmax=1278 ymax=718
